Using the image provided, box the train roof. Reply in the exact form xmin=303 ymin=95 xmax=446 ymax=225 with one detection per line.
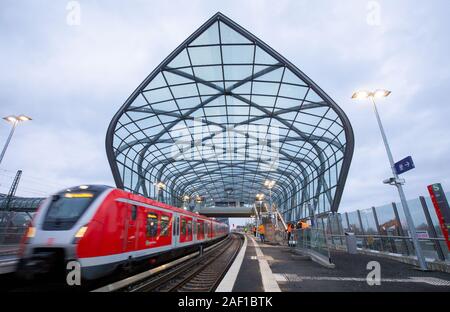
xmin=58 ymin=185 xmax=226 ymax=225
xmin=114 ymin=187 xmax=226 ymax=224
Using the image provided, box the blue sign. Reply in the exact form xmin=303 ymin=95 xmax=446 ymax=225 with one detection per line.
xmin=394 ymin=156 xmax=415 ymax=175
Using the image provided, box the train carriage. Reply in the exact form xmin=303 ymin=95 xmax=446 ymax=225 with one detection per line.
xmin=18 ymin=185 xmax=229 ymax=280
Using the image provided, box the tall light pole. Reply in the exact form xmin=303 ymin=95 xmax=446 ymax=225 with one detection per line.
xmin=182 ymin=195 xmax=190 ymax=210
xmin=255 ymin=193 xmax=265 ymax=230
xmin=153 ymin=181 xmax=165 ymax=202
xmin=264 ymin=180 xmax=276 ymax=226
xmin=195 ymin=195 xmax=203 ymax=210
xmin=0 ymin=115 xmax=32 ymax=165
xmin=352 ymin=89 xmax=427 ymax=270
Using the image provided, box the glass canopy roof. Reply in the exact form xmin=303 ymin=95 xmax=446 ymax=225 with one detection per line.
xmin=106 ymin=12 xmax=354 ymax=221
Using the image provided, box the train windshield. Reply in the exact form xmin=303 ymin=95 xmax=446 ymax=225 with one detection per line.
xmin=43 ymin=192 xmax=98 ymax=230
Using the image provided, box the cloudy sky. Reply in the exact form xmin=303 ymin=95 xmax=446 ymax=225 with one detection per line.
xmin=0 ymin=0 xmax=449 ymax=216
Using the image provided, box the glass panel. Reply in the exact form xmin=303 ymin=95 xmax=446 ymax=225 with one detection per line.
xmin=222 ymin=45 xmax=254 ymax=64
xmin=219 ymin=21 xmax=252 ymax=44
xmin=188 ymin=46 xmax=222 ymax=65
xmin=254 ymin=46 xmax=277 ymax=64
xmin=167 ymin=49 xmax=191 ymax=68
xmin=190 ymin=21 xmax=220 ymax=46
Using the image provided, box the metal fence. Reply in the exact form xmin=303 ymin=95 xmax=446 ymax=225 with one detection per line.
xmin=323 ymin=194 xmax=450 ymax=263
xmin=292 ymin=227 xmax=331 ymax=261
xmin=0 ymin=211 xmax=33 ymax=245
xmin=0 ymin=226 xmax=28 ymax=244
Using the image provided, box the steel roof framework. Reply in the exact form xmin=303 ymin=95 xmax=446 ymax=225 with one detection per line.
xmin=106 ymin=12 xmax=354 ymax=221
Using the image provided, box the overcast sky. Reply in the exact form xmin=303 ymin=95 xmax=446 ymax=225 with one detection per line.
xmin=1 ymin=0 xmax=449 ymax=217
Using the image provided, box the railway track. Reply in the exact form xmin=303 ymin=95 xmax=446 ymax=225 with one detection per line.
xmin=94 ymin=233 xmax=243 ymax=292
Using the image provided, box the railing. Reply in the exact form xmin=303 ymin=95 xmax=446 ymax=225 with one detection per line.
xmin=292 ymin=228 xmax=331 ymax=261
xmin=322 ymin=194 xmax=450 ymax=264
xmin=0 ymin=226 xmax=27 ymax=245
xmin=328 ymin=233 xmax=450 ymax=262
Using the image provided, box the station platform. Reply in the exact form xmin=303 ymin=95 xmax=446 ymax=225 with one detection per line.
xmin=217 ymin=234 xmax=450 ymax=292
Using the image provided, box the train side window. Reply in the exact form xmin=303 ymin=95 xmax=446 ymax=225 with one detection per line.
xmin=146 ymin=213 xmax=158 ymax=238
xmin=181 ymin=219 xmax=187 ymax=236
xmin=160 ymin=215 xmax=170 ymax=237
xmin=131 ymin=205 xmax=137 ymax=220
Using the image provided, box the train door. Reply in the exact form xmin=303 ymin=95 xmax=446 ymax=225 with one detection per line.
xmin=187 ymin=217 xmax=193 ymax=242
xmin=172 ymin=213 xmax=179 ymax=247
xmin=124 ymin=205 xmax=138 ymax=252
xmin=193 ymin=217 xmax=197 ymax=244
xmin=197 ymin=219 xmax=204 ymax=241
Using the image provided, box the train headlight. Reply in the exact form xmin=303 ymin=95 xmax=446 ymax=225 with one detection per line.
xmin=26 ymin=226 xmax=36 ymax=238
xmin=72 ymin=225 xmax=88 ymax=244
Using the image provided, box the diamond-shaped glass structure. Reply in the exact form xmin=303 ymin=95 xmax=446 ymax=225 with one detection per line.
xmin=106 ymin=13 xmax=354 ymax=221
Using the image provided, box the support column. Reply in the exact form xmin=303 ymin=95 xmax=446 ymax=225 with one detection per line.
xmin=419 ymin=196 xmax=445 ymax=261
xmin=357 ymin=209 xmax=367 ymax=249
xmin=372 ymin=206 xmax=385 ymax=252
xmin=345 ymin=212 xmax=351 ymax=232
xmin=392 ymin=202 xmax=410 ymax=255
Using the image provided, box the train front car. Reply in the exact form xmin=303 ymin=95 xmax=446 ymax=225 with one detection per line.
xmin=17 ymin=185 xmax=112 ymax=281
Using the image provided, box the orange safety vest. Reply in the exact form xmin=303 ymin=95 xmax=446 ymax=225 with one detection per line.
xmin=287 ymin=224 xmax=292 ymax=233
xmin=258 ymin=224 xmax=265 ymax=234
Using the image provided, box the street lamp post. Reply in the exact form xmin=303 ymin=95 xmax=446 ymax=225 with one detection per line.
xmin=264 ymin=180 xmax=276 ymax=226
xmin=182 ymin=195 xmax=190 ymax=210
xmin=255 ymin=193 xmax=265 ymax=230
xmin=352 ymin=90 xmax=427 ymax=270
xmin=153 ymin=181 xmax=165 ymax=202
xmin=0 ymin=115 xmax=32 ymax=165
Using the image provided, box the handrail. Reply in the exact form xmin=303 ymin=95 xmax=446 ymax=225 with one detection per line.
xmin=328 ymin=233 xmax=447 ymax=241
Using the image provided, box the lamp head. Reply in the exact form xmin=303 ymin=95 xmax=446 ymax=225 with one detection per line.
xmin=352 ymin=89 xmax=391 ymax=99
xmin=3 ymin=115 xmax=32 ymax=123
xmin=351 ymin=90 xmax=370 ymax=100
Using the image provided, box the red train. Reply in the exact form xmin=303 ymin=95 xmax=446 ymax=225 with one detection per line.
xmin=18 ymin=185 xmax=229 ymax=280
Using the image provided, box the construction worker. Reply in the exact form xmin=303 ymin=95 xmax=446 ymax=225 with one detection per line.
xmin=299 ymin=220 xmax=309 ymax=229
xmin=286 ymin=223 xmax=292 ymax=247
xmin=258 ymin=223 xmax=265 ymax=243
xmin=253 ymin=226 xmax=257 ymax=237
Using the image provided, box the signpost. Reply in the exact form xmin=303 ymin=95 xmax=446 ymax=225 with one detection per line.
xmin=427 ymin=183 xmax=450 ymax=251
xmin=394 ymin=156 xmax=415 ymax=175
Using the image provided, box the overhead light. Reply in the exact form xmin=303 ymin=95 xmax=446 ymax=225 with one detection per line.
xmin=79 ymin=185 xmax=89 ymax=190
xmin=264 ymin=180 xmax=275 ymax=189
xmin=155 ymin=182 xmax=166 ymax=189
xmin=351 ymin=90 xmax=370 ymax=99
xmin=17 ymin=115 xmax=32 ymax=121
xmin=373 ymin=89 xmax=391 ymax=98
xmin=3 ymin=115 xmax=32 ymax=123
xmin=351 ymin=89 xmax=391 ymax=100
xmin=3 ymin=116 xmax=18 ymax=123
